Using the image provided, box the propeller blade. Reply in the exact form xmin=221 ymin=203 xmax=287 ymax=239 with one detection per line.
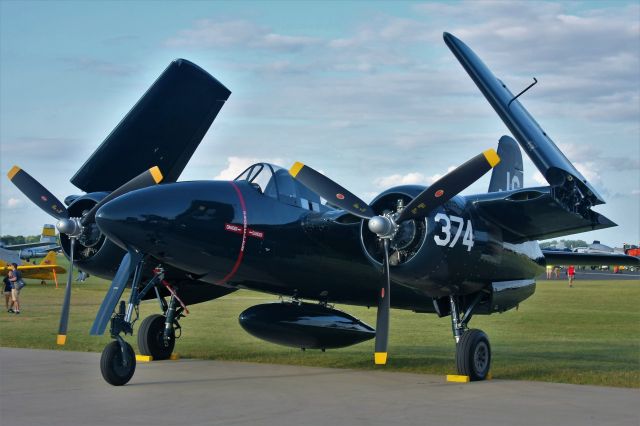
xmin=374 ymin=238 xmax=391 ymax=365
xmin=56 ymin=238 xmax=75 ymax=345
xmin=289 ymin=162 xmax=375 ymax=219
xmin=7 ymin=166 xmax=69 ymax=220
xmin=397 ymin=149 xmax=500 ymax=223
xmin=90 ymin=250 xmax=142 ymax=336
xmin=81 ymin=166 xmax=163 ymax=225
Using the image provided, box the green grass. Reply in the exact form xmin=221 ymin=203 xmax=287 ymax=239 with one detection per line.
xmin=1 ymin=267 xmax=639 ymax=388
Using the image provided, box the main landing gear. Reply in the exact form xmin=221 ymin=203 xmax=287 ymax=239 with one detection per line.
xmin=449 ymin=294 xmax=491 ymax=381
xmin=100 ymin=265 xmax=187 ymax=386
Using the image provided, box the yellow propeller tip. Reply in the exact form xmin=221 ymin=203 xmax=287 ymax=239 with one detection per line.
xmin=374 ymin=352 xmax=388 ymax=365
xmin=150 ymin=166 xmax=163 ymax=184
xmin=483 ymin=149 xmax=501 ymax=168
xmin=289 ymin=162 xmax=304 ymax=178
xmin=56 ymin=335 xmax=67 ymax=345
xmin=7 ymin=165 xmax=21 ymax=180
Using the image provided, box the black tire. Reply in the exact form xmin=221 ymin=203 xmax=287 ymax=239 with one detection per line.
xmin=455 ymin=329 xmax=491 ymax=381
xmin=100 ymin=341 xmax=136 ymax=386
xmin=137 ymin=314 xmax=175 ymax=360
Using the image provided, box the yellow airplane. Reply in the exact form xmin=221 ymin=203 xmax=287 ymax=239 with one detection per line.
xmin=1 ymin=251 xmax=66 ymax=287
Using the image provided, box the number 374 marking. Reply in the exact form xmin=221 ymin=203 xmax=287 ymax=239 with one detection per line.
xmin=433 ymin=213 xmax=474 ymax=251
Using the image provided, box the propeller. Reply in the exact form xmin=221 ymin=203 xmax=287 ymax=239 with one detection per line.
xmin=289 ymin=149 xmax=500 ymax=364
xmin=6 ymin=165 xmax=164 ymax=344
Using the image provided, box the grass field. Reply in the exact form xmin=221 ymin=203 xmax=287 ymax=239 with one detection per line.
xmin=1 ymin=264 xmax=638 ymax=388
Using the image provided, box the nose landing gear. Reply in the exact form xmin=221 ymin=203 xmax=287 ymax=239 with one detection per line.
xmin=99 ymin=265 xmax=185 ymax=386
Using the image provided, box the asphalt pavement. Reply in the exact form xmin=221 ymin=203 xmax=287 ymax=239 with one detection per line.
xmin=0 ymin=348 xmax=638 ymax=426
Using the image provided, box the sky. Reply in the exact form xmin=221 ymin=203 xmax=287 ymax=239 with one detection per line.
xmin=0 ymin=0 xmax=638 ymax=247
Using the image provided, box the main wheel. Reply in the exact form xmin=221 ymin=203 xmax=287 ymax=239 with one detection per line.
xmin=100 ymin=341 xmax=136 ymax=386
xmin=137 ymin=314 xmax=175 ymax=360
xmin=455 ymin=329 xmax=491 ymax=381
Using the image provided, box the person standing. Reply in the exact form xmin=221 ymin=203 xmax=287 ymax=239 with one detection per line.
xmin=7 ymin=263 xmax=22 ymax=314
xmin=567 ymin=265 xmax=576 ymax=288
xmin=3 ymin=275 xmax=13 ymax=312
xmin=546 ymin=265 xmax=553 ymax=279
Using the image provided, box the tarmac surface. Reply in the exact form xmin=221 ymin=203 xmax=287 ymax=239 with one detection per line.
xmin=1 ymin=348 xmax=638 ymax=426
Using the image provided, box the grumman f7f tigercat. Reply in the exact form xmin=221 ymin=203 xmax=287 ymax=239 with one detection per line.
xmin=8 ymin=32 xmax=639 ymax=385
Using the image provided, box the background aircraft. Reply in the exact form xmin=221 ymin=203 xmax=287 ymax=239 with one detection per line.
xmin=0 ymin=224 xmax=61 ymax=261
xmin=7 ymin=33 xmax=639 ymax=386
xmin=0 ymin=250 xmax=66 ymax=286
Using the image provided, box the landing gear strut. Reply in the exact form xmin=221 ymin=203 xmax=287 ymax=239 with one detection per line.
xmin=449 ymin=294 xmax=491 ymax=381
xmin=99 ymin=263 xmax=185 ymax=385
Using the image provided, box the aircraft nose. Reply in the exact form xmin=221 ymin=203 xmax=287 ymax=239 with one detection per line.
xmin=95 ymin=190 xmax=148 ymax=249
xmin=94 ymin=181 xmax=243 ymax=266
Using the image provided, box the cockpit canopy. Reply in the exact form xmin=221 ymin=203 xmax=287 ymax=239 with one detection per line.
xmin=235 ymin=163 xmax=326 ymax=212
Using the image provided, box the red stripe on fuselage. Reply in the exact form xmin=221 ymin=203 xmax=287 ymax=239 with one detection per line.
xmin=217 ymin=182 xmax=247 ymax=285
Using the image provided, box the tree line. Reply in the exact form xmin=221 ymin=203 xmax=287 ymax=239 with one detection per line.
xmin=0 ymin=235 xmax=41 ymax=246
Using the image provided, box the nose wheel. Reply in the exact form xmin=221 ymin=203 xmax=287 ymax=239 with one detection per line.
xmin=100 ymin=339 xmax=136 ymax=386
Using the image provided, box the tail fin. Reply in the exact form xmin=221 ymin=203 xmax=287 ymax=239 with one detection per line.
xmin=41 ymin=251 xmax=58 ymax=266
xmin=40 ymin=224 xmax=57 ymax=244
xmin=488 ymin=136 xmax=523 ymax=192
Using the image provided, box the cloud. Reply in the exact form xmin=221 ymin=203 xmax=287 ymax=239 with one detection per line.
xmin=532 ymin=171 xmax=547 ymax=186
xmin=374 ymin=166 xmax=456 ymax=189
xmin=558 ymin=143 xmax=640 ymax=173
xmin=214 ymin=156 xmax=287 ymax=180
xmin=165 ymin=19 xmax=321 ymax=51
xmin=6 ymin=198 xmax=22 ymax=208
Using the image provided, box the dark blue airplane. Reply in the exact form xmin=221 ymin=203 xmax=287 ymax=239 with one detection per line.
xmin=8 ymin=33 xmax=639 ymax=385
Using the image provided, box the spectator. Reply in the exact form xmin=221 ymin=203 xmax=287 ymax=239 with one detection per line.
xmin=567 ymin=265 xmax=576 ymax=288
xmin=3 ymin=275 xmax=12 ymax=312
xmin=7 ymin=263 xmax=22 ymax=314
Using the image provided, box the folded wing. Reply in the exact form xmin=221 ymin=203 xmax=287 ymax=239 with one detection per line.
xmin=71 ymin=59 xmax=231 ymax=193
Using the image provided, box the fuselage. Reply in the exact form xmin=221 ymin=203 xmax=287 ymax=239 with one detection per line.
xmin=95 ymin=178 xmax=544 ymax=312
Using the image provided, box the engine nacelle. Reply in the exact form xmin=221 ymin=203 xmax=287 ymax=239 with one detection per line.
xmin=59 ymin=192 xmax=126 ymax=279
xmin=361 ymin=185 xmax=477 ymax=297
xmin=238 ymin=302 xmax=375 ymax=350
xmin=361 ymin=185 xmax=428 ymax=267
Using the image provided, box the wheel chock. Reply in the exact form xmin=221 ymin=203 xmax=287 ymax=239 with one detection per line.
xmin=135 ymin=354 xmax=153 ymax=362
xmin=446 ymin=374 xmax=470 ymax=383
xmin=446 ymin=372 xmax=492 ymax=383
xmin=169 ymin=353 xmax=180 ymax=360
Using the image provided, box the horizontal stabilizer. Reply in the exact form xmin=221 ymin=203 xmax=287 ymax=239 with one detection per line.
xmin=543 ymin=251 xmax=640 ymax=267
xmin=444 ymin=32 xmax=604 ymax=206
xmin=470 ymin=187 xmax=615 ymax=243
xmin=71 ymin=59 xmax=231 ymax=193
